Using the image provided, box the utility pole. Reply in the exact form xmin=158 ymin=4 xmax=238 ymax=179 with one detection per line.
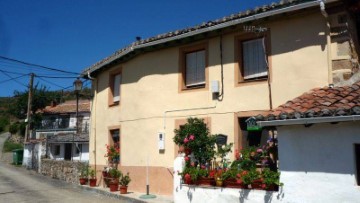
xmin=24 ymin=73 xmax=34 ymax=143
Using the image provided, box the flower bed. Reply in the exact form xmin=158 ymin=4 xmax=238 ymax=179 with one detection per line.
xmin=174 ymin=117 xmax=282 ymax=191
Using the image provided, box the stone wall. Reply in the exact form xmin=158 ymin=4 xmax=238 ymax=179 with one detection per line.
xmin=40 ymin=159 xmax=87 ymax=184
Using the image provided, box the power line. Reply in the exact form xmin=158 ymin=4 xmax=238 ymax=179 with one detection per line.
xmin=0 ymin=69 xmax=28 ymax=87
xmin=0 ymin=68 xmax=28 ymax=76
xmin=0 ymin=73 xmax=29 ymax=84
xmin=0 ymin=55 xmax=80 ymax=75
xmin=36 ymin=77 xmax=66 ymax=89
xmin=36 ymin=75 xmax=79 ymax=79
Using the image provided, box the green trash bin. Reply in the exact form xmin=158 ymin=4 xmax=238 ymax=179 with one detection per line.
xmin=12 ymin=149 xmax=24 ymax=165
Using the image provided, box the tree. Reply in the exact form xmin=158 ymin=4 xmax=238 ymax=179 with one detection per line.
xmin=8 ymin=84 xmax=63 ymax=119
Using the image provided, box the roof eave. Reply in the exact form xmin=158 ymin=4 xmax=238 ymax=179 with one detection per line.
xmin=257 ymin=115 xmax=360 ymax=127
xmin=84 ymin=0 xmax=340 ymax=76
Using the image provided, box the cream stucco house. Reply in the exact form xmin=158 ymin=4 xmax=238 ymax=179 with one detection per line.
xmin=82 ymin=0 xmax=360 ymax=195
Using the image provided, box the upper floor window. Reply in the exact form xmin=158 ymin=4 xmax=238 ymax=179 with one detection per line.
xmin=242 ymin=38 xmax=268 ymax=80
xmin=185 ymin=50 xmax=206 ymax=88
xmin=109 ymin=70 xmax=121 ymax=106
xmin=235 ymin=33 xmax=270 ymax=84
xmin=179 ymin=43 xmax=208 ymax=91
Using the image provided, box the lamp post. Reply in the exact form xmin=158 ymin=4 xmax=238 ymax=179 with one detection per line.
xmin=72 ymin=78 xmax=83 ymax=161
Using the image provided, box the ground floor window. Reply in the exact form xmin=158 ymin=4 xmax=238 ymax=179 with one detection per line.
xmin=107 ymin=128 xmax=120 ymax=164
xmin=76 ymin=144 xmax=82 ymax=154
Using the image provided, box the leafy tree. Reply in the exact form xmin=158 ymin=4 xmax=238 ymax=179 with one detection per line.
xmin=9 ymin=123 xmax=18 ymax=135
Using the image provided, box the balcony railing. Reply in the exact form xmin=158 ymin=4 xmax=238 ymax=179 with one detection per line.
xmin=35 ymin=118 xmax=89 ymax=133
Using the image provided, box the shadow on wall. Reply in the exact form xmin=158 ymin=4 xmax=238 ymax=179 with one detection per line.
xmin=95 ymin=14 xmax=327 ymax=94
xmin=278 ymin=122 xmax=360 ymax=175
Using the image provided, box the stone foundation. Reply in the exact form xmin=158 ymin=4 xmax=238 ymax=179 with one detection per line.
xmin=40 ymin=159 xmax=87 ymax=184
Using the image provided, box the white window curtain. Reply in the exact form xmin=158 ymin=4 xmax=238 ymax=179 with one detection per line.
xmin=242 ymin=38 xmax=268 ymax=80
xmin=185 ymin=50 xmax=205 ymax=87
xmin=113 ymin=74 xmax=121 ymax=102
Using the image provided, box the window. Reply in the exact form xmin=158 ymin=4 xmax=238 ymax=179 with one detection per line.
xmin=110 ymin=129 xmax=120 ymax=144
xmin=355 ymin=144 xmax=360 ymax=185
xmin=179 ymin=43 xmax=208 ymax=91
xmin=109 ymin=69 xmax=122 ymax=106
xmin=76 ymin=144 xmax=82 ymax=154
xmin=185 ymin=50 xmax=205 ymax=87
xmin=108 ymin=127 xmax=121 ymax=164
xmin=235 ymin=33 xmax=270 ymax=84
xmin=54 ymin=145 xmax=60 ymax=156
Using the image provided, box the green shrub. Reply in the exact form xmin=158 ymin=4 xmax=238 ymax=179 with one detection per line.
xmin=3 ymin=140 xmax=23 ymax=152
xmin=9 ymin=123 xmax=18 ymax=135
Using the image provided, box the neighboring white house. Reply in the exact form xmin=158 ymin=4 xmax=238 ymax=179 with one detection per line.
xmin=23 ymin=100 xmax=91 ymax=170
xmin=256 ymin=81 xmax=360 ymax=202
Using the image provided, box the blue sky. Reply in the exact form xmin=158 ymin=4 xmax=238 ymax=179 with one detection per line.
xmin=0 ymin=0 xmax=275 ymax=97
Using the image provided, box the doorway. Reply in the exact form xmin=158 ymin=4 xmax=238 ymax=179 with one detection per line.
xmin=64 ymin=143 xmax=72 ymax=160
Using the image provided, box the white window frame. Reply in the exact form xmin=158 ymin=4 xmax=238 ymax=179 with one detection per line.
xmin=242 ymin=38 xmax=268 ymax=80
xmin=113 ymin=74 xmax=121 ymax=102
xmin=185 ymin=50 xmax=206 ymax=87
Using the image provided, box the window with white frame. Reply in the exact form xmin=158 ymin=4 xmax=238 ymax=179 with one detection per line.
xmin=185 ymin=50 xmax=206 ymax=88
xmin=242 ymin=38 xmax=268 ymax=80
xmin=109 ymin=71 xmax=121 ymax=106
xmin=113 ymin=74 xmax=121 ymax=102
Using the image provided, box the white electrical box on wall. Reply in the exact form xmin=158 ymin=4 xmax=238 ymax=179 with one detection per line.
xmin=211 ymin=80 xmax=219 ymax=94
xmin=158 ymin=132 xmax=165 ymax=150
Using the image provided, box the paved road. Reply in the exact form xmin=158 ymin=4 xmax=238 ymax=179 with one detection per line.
xmin=0 ymin=132 xmax=130 ymax=203
xmin=0 ymin=163 xmax=132 ymax=203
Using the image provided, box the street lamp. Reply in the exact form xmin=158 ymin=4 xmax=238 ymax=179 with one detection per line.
xmin=72 ymin=78 xmax=83 ymax=161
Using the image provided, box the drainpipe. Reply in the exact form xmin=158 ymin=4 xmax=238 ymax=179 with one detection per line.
xmin=320 ymin=0 xmax=333 ymax=85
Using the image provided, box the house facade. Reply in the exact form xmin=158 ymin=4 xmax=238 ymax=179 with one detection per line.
xmin=23 ymin=100 xmax=91 ymax=170
xmin=83 ymin=0 xmax=360 ymax=195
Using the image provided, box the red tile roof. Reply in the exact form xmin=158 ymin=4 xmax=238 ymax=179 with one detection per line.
xmin=259 ymin=82 xmax=360 ymax=121
xmin=38 ymin=100 xmax=90 ymax=114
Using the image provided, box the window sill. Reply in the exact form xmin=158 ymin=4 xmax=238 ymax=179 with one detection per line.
xmin=236 ymin=78 xmax=268 ymax=87
xmin=179 ymin=85 xmax=208 ymax=93
xmin=108 ymin=102 xmax=119 ymax=107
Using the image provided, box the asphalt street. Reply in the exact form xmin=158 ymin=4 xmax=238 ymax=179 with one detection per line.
xmin=0 ymin=132 xmax=129 ymax=203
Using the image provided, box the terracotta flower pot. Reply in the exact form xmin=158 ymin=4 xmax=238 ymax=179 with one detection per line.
xmin=109 ymin=183 xmax=119 ymax=192
xmin=119 ymin=186 xmax=128 ymax=194
xmin=196 ymin=177 xmax=215 ymax=186
xmin=250 ymin=179 xmax=263 ymax=190
xmin=89 ymin=178 xmax=97 ymax=187
xmin=223 ymin=179 xmax=246 ymax=189
xmin=79 ymin=178 xmax=88 ymax=185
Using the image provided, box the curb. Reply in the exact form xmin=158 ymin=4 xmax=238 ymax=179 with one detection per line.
xmin=77 ymin=185 xmax=147 ymax=203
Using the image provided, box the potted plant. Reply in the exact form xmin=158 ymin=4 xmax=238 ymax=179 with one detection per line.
xmin=173 ymin=118 xmax=217 ymax=166
xmin=89 ymin=168 xmax=97 ymax=187
xmin=105 ymin=143 xmax=120 ymax=164
xmin=119 ymin=172 xmax=131 ymax=194
xmin=262 ymin=168 xmax=283 ymax=191
xmin=79 ymin=165 xmax=89 ymax=185
xmin=214 ymin=169 xmax=224 ymax=187
xmin=238 ymin=169 xmax=260 ymax=189
xmin=108 ymin=168 xmax=122 ymax=192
